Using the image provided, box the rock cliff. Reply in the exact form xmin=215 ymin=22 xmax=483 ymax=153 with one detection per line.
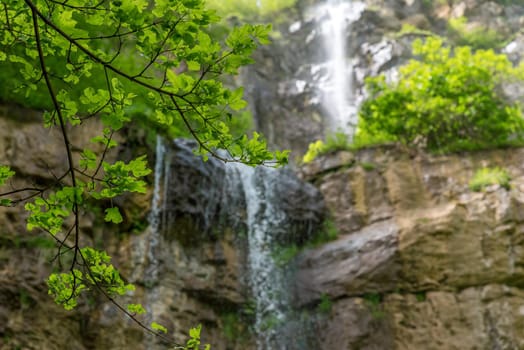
xmin=3 ymin=0 xmax=524 ymax=349
xmin=297 ymin=146 xmax=524 ymax=349
xmin=3 ymin=104 xmax=524 ymax=349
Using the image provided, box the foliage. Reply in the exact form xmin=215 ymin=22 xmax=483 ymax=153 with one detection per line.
xmin=182 ymin=325 xmax=210 ymax=350
xmin=358 ymin=37 xmax=524 ymax=153
xmin=46 ymin=247 xmax=134 ymax=310
xmin=360 ymin=162 xmax=377 ymax=172
xmin=206 ymin=0 xmax=296 ymax=20
xmin=469 ymin=167 xmax=511 ymax=192
xmin=316 ymin=218 xmax=338 ymax=243
xmin=0 ymin=0 xmax=287 ymax=347
xmin=316 ymin=293 xmax=332 ymax=314
xmin=394 ymin=23 xmax=434 ymax=38
xmin=447 ymin=17 xmax=507 ymax=50
xmin=302 ymin=131 xmax=351 ymax=163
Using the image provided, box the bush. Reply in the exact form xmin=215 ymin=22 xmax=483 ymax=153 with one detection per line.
xmin=447 ymin=17 xmax=507 ymax=50
xmin=469 ymin=167 xmax=511 ymax=192
xmin=206 ymin=0 xmax=296 ymax=19
xmin=357 ymin=37 xmax=524 ymax=152
xmin=302 ymin=131 xmax=351 ymax=163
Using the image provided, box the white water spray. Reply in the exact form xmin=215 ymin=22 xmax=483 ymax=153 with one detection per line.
xmin=226 ymin=164 xmax=289 ymax=350
xmin=146 ymin=136 xmax=166 ymax=283
xmin=314 ymin=0 xmax=365 ymax=137
xmin=143 ymin=136 xmax=170 ymax=348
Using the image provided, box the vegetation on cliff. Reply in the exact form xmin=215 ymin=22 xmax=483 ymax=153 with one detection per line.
xmin=357 ymin=36 xmax=524 ymax=152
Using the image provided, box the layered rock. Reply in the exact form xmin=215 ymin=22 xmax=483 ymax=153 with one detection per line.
xmin=295 ymin=146 xmax=524 ymax=349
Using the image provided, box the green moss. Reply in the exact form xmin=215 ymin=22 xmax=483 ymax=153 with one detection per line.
xmin=316 ymin=293 xmax=332 ymax=314
xmin=310 ymin=218 xmax=339 ymax=246
xmin=272 ymin=218 xmax=339 ymax=268
xmin=363 ymin=293 xmax=385 ymax=320
xmin=272 ymin=244 xmax=300 ymax=267
xmin=220 ymin=300 xmax=256 ymax=342
xmin=415 ymin=291 xmax=427 ymax=302
xmin=360 ymin=161 xmax=377 ymax=172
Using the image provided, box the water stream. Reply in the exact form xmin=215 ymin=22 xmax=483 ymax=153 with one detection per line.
xmin=226 ymin=164 xmax=292 ymax=349
xmin=314 ymin=0 xmax=365 ymax=137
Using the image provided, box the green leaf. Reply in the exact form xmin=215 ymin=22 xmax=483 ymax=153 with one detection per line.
xmin=151 ymin=321 xmax=168 ymax=334
xmin=105 ymin=207 xmax=123 ymax=224
xmin=80 ymin=149 xmax=98 ymax=170
xmin=0 ymin=199 xmax=12 ymax=207
xmin=0 ymin=165 xmax=15 ymax=186
xmin=127 ymin=303 xmax=146 ymax=315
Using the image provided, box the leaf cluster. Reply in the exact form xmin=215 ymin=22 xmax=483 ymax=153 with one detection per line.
xmin=47 ymin=247 xmax=134 ymax=310
xmin=0 ymin=0 xmax=287 ymax=347
xmin=358 ymin=37 xmax=524 ymax=152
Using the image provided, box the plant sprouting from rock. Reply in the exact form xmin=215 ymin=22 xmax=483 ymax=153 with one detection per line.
xmin=469 ymin=166 xmax=511 ymax=192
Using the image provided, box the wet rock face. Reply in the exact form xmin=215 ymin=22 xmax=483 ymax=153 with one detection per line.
xmin=160 ymin=139 xmax=325 ymax=245
xmin=161 ymin=139 xmax=227 ymax=244
xmin=137 ymin=138 xmax=325 ymax=349
xmin=295 ymin=146 xmax=524 ymax=349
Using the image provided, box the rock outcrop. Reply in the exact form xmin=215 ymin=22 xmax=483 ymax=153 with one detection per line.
xmin=296 ymin=146 xmax=524 ymax=349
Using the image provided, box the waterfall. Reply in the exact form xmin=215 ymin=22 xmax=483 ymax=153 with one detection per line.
xmin=142 ymin=136 xmax=169 ymax=348
xmin=142 ymin=138 xmax=322 ymax=349
xmin=145 ymin=136 xmax=166 ymax=284
xmin=226 ymin=164 xmax=291 ymax=349
xmin=315 ymin=0 xmax=365 ymax=138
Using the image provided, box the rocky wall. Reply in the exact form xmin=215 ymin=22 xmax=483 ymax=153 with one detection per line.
xmin=296 ymin=145 xmax=524 ymax=349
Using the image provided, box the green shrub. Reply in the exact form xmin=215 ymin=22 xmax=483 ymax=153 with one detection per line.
xmin=447 ymin=17 xmax=507 ymax=50
xmin=357 ymin=37 xmax=524 ymax=153
xmin=302 ymin=131 xmax=351 ymax=163
xmin=469 ymin=167 xmax=511 ymax=192
xmin=206 ymin=0 xmax=296 ymax=19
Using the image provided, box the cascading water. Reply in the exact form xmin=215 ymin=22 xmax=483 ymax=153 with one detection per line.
xmin=226 ymin=164 xmax=292 ymax=349
xmin=314 ymin=0 xmax=365 ymax=138
xmin=145 ymin=136 xmax=167 ymax=284
xmin=142 ymin=136 xmax=171 ymax=348
xmin=144 ymin=138 xmax=323 ymax=349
